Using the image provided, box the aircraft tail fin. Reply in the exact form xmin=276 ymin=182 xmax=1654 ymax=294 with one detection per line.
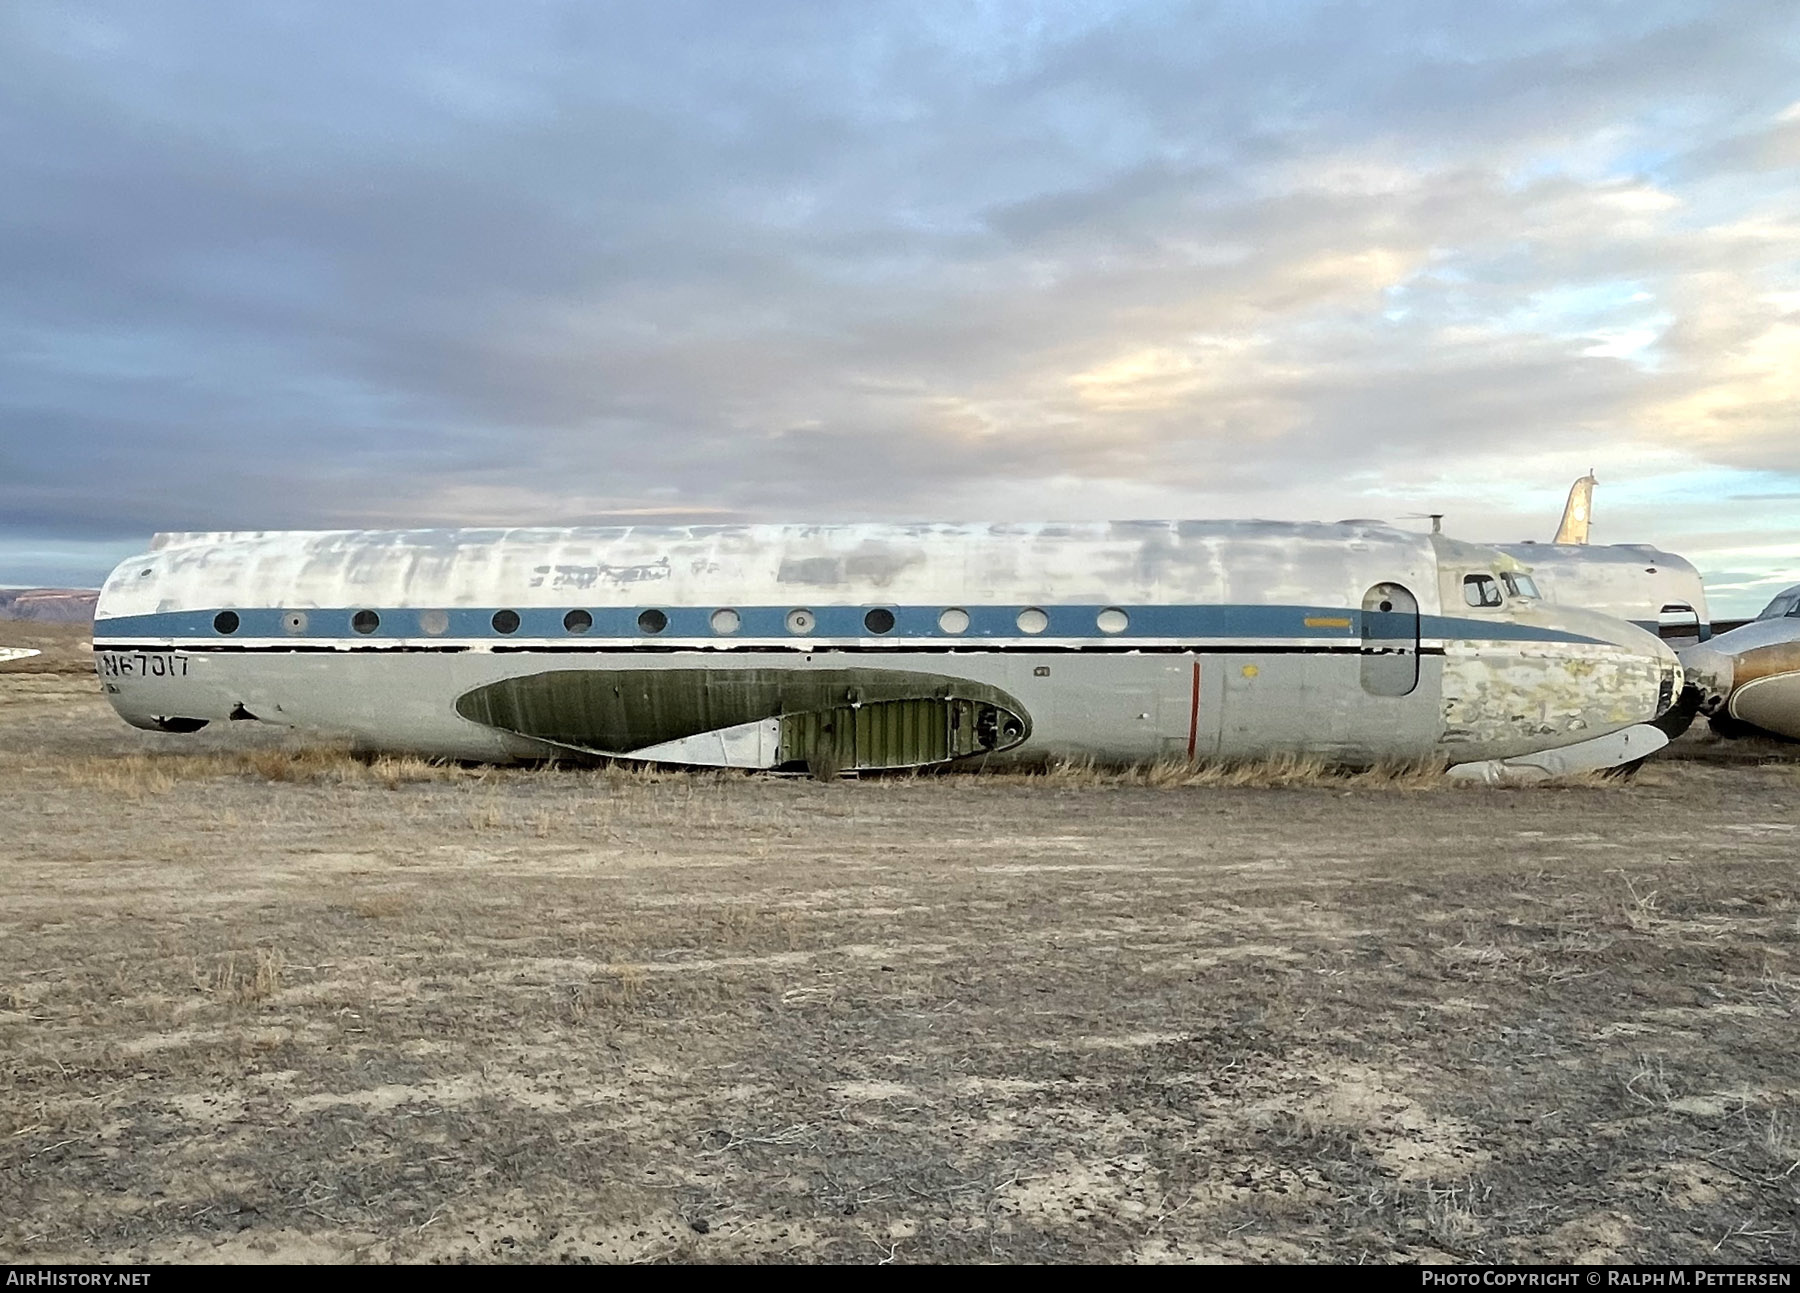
xmin=1553 ymin=472 xmax=1597 ymax=545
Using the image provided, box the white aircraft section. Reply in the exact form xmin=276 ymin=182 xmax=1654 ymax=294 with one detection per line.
xmin=0 ymin=648 xmax=41 ymax=666
xmin=1495 ymin=542 xmax=1708 ymax=639
xmin=109 ymin=522 xmax=1446 ymax=623
xmin=623 ymin=718 xmax=785 ymax=769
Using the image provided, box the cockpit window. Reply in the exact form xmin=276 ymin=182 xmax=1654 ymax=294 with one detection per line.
xmin=1500 ymin=573 xmax=1539 ymax=600
xmin=1764 ymin=591 xmax=1800 ymax=620
xmin=1463 ymin=574 xmax=1503 ymax=608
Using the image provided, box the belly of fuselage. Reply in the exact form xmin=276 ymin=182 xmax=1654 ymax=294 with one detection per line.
xmin=94 ymin=645 xmax=1456 ymax=768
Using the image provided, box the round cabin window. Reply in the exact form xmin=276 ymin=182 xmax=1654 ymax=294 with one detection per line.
xmin=1016 ymin=608 xmax=1049 ymax=634
xmin=637 ymin=608 xmax=668 ymax=634
xmin=418 ymin=609 xmax=449 ymax=636
xmin=864 ymin=607 xmax=896 ymax=634
xmin=1095 ymin=608 xmax=1129 ymax=634
xmin=710 ymin=608 xmax=741 ymax=635
xmin=563 ymin=609 xmax=593 ymax=634
xmin=492 ymin=609 xmax=521 ymax=634
xmin=213 ymin=611 xmax=240 ymax=635
xmin=351 ymin=610 xmax=380 ymax=634
xmin=938 ymin=608 xmax=970 ymax=634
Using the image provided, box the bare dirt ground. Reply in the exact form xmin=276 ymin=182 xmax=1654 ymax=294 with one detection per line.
xmin=2 ymin=623 xmax=1797 ymax=1264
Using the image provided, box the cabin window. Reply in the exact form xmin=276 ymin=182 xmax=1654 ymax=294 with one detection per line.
xmin=1463 ymin=575 xmax=1502 ymax=608
xmin=1500 ymin=573 xmax=1540 ymax=600
xmin=213 ymin=611 xmax=240 ymax=634
xmin=938 ymin=608 xmax=970 ymax=634
xmin=710 ymin=608 xmax=741 ymax=635
xmin=785 ymin=609 xmax=816 ymax=634
xmin=563 ymin=609 xmax=593 ymax=634
xmin=1096 ymin=608 xmax=1129 ymax=634
xmin=351 ymin=610 xmax=380 ymax=634
xmin=864 ymin=608 xmax=896 ymax=634
xmin=492 ymin=609 xmax=521 ymax=634
xmin=1016 ymin=608 xmax=1049 ymax=634
xmin=419 ymin=610 xmax=449 ymax=636
xmin=637 ymin=609 xmax=668 ymax=634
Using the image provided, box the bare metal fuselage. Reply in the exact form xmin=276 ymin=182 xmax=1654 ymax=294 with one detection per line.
xmin=93 ymin=521 xmax=1678 ymax=771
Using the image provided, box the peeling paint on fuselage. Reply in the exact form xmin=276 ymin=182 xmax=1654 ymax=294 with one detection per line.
xmin=1439 ymin=638 xmax=1674 ymax=761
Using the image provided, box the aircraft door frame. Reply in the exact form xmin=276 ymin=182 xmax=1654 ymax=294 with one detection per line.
xmin=1360 ymin=582 xmax=1420 ymax=697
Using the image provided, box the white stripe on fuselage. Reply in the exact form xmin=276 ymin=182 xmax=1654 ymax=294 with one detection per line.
xmin=92 ymin=636 xmax=1421 ymax=652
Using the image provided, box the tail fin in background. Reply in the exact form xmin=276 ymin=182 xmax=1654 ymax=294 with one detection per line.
xmin=1553 ymin=471 xmax=1597 ymax=545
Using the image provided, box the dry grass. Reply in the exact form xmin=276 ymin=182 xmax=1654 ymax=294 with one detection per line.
xmin=59 ymin=746 xmax=475 ymax=796
xmin=198 ymin=948 xmax=284 ymax=1006
xmin=1757 ymin=1112 xmax=1800 ymax=1181
xmin=49 ymin=745 xmax=1645 ymax=800
xmin=1004 ymin=753 xmax=1451 ymax=790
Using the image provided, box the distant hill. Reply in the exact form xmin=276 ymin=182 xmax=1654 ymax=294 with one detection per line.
xmin=0 ymin=588 xmax=98 ymax=623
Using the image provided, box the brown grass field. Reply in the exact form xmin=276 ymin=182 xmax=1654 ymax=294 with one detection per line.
xmin=2 ymin=622 xmax=1797 ymax=1264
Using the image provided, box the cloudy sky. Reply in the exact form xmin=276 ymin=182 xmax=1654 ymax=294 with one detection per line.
xmin=3 ymin=1 xmax=1796 ymax=614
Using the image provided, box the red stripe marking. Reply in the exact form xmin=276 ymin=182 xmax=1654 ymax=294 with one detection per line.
xmin=1187 ymin=658 xmax=1201 ymax=761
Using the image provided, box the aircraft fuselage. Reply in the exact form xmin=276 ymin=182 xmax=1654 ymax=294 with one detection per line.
xmin=93 ymin=522 xmax=1679 ymax=771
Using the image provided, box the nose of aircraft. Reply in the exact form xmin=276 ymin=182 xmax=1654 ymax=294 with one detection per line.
xmin=1440 ymin=603 xmax=1679 ymax=768
xmin=1679 ymin=618 xmax=1800 ymax=741
xmin=1541 ymin=605 xmax=1683 ymax=721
